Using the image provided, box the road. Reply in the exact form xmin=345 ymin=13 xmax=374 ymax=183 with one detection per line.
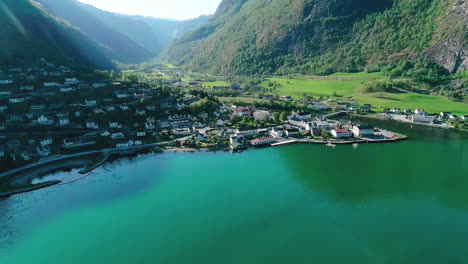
xmin=0 ymin=136 xmax=192 ymax=179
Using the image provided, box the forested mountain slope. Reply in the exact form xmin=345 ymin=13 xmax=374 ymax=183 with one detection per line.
xmin=163 ymin=0 xmax=467 ymax=76
xmin=37 ymin=0 xmax=211 ymax=61
xmin=0 ymin=0 xmax=115 ymax=69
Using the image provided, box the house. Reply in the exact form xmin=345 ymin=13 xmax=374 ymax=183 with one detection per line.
xmin=31 ymin=105 xmax=47 ymax=111
xmin=285 ymin=128 xmax=300 ymax=137
xmin=279 ymin=96 xmax=292 ymax=101
xmin=85 ymin=99 xmax=97 ymax=107
xmin=391 ymin=108 xmax=401 ymax=114
xmin=9 ymin=97 xmax=25 ymax=103
xmin=250 ymin=137 xmax=275 ymax=146
xmin=440 ymin=112 xmax=452 ymax=119
xmin=449 ymin=114 xmax=459 ymax=120
xmin=111 ymin=132 xmax=125 ymax=140
xmin=461 ymin=116 xmax=467 ymax=121
xmin=198 ymin=111 xmax=209 ymax=119
xmin=59 ymin=87 xmax=74 ymax=93
xmin=414 ymin=109 xmax=426 ymax=115
xmin=137 ymin=132 xmax=146 ymax=137
xmin=362 ymin=104 xmax=372 ymax=112
xmin=234 ymin=107 xmax=252 ymax=117
xmin=101 ymin=131 xmax=111 ymax=137
xmin=40 ymin=138 xmax=53 ymax=146
xmin=115 ymin=139 xmax=134 ymax=148
xmin=37 ymin=115 xmax=54 ymax=125
xmin=0 ymin=146 xmax=5 ymax=158
xmin=169 ymin=115 xmax=192 ymax=128
xmin=59 ymin=117 xmax=70 ymax=126
xmin=262 ymin=95 xmax=274 ymax=100
xmin=157 ymin=120 xmax=171 ymax=129
xmin=270 ymin=127 xmax=285 ymax=138
xmin=289 ymin=112 xmax=312 ymax=121
xmin=37 ymin=145 xmax=51 ymax=157
xmin=236 ymin=128 xmax=259 ymax=137
xmin=313 ymin=104 xmax=330 ymax=110
xmin=352 ymin=124 xmax=374 ymax=137
xmin=86 ymin=120 xmax=99 ymax=129
xmin=145 ymin=122 xmax=155 ymax=130
xmin=92 ymin=83 xmax=106 ymax=88
xmin=0 ymin=123 xmax=5 ymax=131
xmin=0 ymin=80 xmax=13 ymax=84
xmin=109 ymin=122 xmax=122 ymax=129
xmin=253 ymin=110 xmax=271 ymax=122
xmin=174 ymin=127 xmax=191 ymax=135
xmin=410 ymin=114 xmax=435 ymax=124
xmin=136 ymin=109 xmax=146 ymax=116
xmin=0 ymin=105 xmax=7 ymax=112
xmin=43 ymin=82 xmax=59 ymax=87
xmin=331 ymin=128 xmax=352 ymax=139
xmin=115 ymin=91 xmax=130 ymax=98
xmin=20 ymin=85 xmax=34 ymax=91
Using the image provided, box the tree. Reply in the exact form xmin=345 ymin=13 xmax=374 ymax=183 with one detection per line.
xmin=272 ymin=112 xmax=280 ymax=123
xmin=279 ymin=112 xmax=288 ymax=121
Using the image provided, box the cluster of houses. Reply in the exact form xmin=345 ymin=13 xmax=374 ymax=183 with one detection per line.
xmin=384 ymin=108 xmax=467 ymax=125
xmin=227 ymin=109 xmax=377 ymax=150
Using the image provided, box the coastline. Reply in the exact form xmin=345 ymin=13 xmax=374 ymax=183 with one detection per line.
xmin=350 ymin=114 xmax=468 ymax=133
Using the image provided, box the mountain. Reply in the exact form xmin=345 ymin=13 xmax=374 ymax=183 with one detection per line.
xmin=36 ymin=0 xmax=211 ymax=61
xmin=163 ymin=0 xmax=467 ymax=76
xmin=36 ymin=0 xmax=155 ymax=63
xmin=0 ymin=0 xmax=115 ymax=69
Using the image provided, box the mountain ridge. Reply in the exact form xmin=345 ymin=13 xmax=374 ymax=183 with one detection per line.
xmin=163 ymin=0 xmax=467 ymax=76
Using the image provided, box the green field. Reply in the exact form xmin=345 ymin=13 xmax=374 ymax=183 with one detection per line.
xmin=201 ymin=81 xmax=230 ymax=88
xmin=259 ymin=73 xmax=468 ymax=115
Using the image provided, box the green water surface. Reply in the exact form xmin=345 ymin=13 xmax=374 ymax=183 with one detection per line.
xmin=0 ymin=121 xmax=467 ymax=264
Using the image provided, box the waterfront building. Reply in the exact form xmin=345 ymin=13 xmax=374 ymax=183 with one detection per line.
xmin=250 ymin=137 xmax=275 ymax=146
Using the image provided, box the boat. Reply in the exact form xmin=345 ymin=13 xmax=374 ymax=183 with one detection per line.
xmin=326 ymin=141 xmax=336 ymax=148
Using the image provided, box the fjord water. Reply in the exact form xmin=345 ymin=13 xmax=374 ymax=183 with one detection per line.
xmin=0 ymin=122 xmax=467 ymax=264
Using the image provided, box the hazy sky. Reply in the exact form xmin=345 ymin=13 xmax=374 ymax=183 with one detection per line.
xmin=76 ymin=0 xmax=222 ymax=20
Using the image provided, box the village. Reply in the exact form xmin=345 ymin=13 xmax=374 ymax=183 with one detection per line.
xmin=0 ymin=60 xmax=465 ymax=172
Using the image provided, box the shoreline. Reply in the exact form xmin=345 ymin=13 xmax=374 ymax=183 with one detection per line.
xmin=350 ymin=114 xmax=468 ymax=133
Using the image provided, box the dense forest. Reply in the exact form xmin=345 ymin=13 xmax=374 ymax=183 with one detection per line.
xmin=163 ymin=0 xmax=467 ymax=76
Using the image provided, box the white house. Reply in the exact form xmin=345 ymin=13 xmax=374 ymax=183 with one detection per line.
xmin=289 ymin=112 xmax=312 ymax=121
xmin=145 ymin=122 xmax=155 ymax=130
xmin=270 ymin=127 xmax=285 ymax=138
xmin=109 ymin=122 xmax=122 ymax=129
xmin=43 ymin=82 xmax=60 ymax=87
xmin=137 ymin=132 xmax=146 ymax=137
xmin=331 ymin=128 xmax=352 ymax=139
xmin=59 ymin=117 xmax=70 ymax=126
xmin=352 ymin=124 xmax=374 ymax=137
xmin=285 ymin=128 xmax=300 ymax=137
xmin=9 ymin=97 xmax=25 ymax=103
xmin=38 ymin=115 xmax=53 ymax=125
xmin=37 ymin=146 xmax=51 ymax=157
xmin=111 ymin=132 xmax=125 ymax=140
xmin=410 ymin=114 xmax=435 ymax=124
xmin=85 ymin=99 xmax=97 ymax=107
xmin=86 ymin=120 xmax=99 ymax=129
xmin=40 ymin=138 xmax=53 ymax=146
xmin=253 ymin=110 xmax=271 ymax=122
xmin=414 ymin=109 xmax=426 ymax=115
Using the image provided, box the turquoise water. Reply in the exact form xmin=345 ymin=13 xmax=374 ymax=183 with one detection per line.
xmin=0 ymin=122 xmax=467 ymax=263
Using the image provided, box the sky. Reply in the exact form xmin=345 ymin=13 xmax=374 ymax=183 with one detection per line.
xmin=76 ymin=0 xmax=222 ymax=20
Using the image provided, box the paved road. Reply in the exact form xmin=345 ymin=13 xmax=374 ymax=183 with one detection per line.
xmin=0 ymin=136 xmax=192 ymax=179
